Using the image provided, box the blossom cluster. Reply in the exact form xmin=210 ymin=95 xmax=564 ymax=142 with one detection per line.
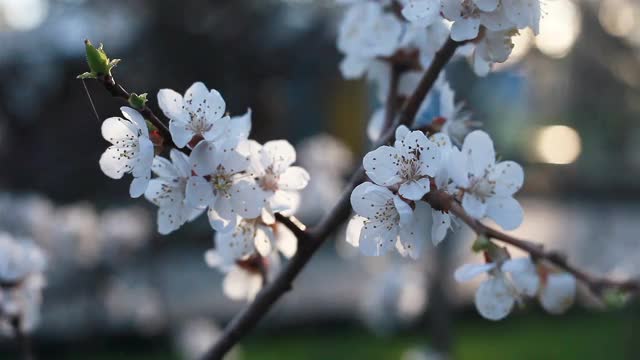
xmin=0 ymin=233 xmax=46 ymax=335
xmin=349 ymin=126 xmax=524 ymax=257
xmin=99 ymin=82 xmax=309 ymax=301
xmin=347 ymin=124 xmax=576 ymax=319
xmin=337 ymin=0 xmax=541 ymax=80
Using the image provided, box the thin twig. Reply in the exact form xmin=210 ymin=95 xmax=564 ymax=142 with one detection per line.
xmin=425 ymin=190 xmax=640 ymax=298
xmin=202 ymin=38 xmax=464 ymax=360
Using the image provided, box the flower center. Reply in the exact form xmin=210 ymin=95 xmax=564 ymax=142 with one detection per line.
xmin=210 ymin=168 xmax=232 ymax=194
xmin=469 ymin=176 xmax=495 ymax=200
xmin=259 ymin=168 xmax=279 ymax=192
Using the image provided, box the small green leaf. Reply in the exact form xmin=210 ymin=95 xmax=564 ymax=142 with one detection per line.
xmin=603 ymin=288 xmax=628 ymax=309
xmin=76 ymin=72 xmax=96 ymax=80
xmin=472 ymin=235 xmax=491 ymax=253
xmin=129 ymin=93 xmax=148 ymax=109
xmin=80 ymin=39 xmax=121 ymax=79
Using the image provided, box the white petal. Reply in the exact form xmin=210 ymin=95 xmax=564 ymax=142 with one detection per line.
xmin=346 ymin=215 xmax=366 ymax=248
xmin=219 ymin=146 xmax=250 ymax=174
xmin=359 ymin=219 xmax=398 ymax=256
xmin=462 ymin=130 xmax=495 ymax=178
xmin=367 ymin=108 xmax=385 ymax=142
xmin=454 ymin=263 xmax=496 ymax=282
xmin=101 ymin=117 xmax=135 ymax=144
xmin=157 ymin=205 xmax=183 ymax=235
xmin=131 ymin=137 xmax=154 ymax=178
xmin=208 ymin=196 xmax=237 ymax=232
xmin=99 ymin=146 xmax=132 ymax=179
xmin=363 ymin=146 xmax=402 ymax=186
xmin=502 ymin=258 xmax=539 ymax=296
xmin=479 ymin=6 xmax=514 ymax=31
xmin=169 ymin=120 xmax=195 ymax=149
xmin=215 ymin=219 xmax=254 ymax=260
xmin=275 ymin=223 xmax=297 ymax=258
xmin=339 ymin=55 xmax=369 ymax=79
xmin=157 ymin=88 xmax=188 ymax=123
xmin=451 ymin=18 xmax=481 ymax=41
xmin=203 ymin=115 xmax=230 ymax=143
xmin=129 ymin=175 xmax=149 ymax=198
xmin=474 ymin=277 xmax=515 ymax=320
xmin=447 ymin=148 xmax=470 ymax=188
xmin=503 ymin=0 xmax=540 ymax=33
xmin=184 ymin=82 xmax=209 ymax=114
xmin=254 ymin=226 xmax=275 ymax=257
xmin=462 ymin=194 xmax=488 ymax=219
xmin=393 ymin=195 xmax=414 ymax=227
xmin=395 ymin=125 xmax=410 ymax=142
xmin=185 ymin=176 xmax=214 ymax=208
xmin=231 ymin=180 xmax=265 ymax=219
xmin=396 ymin=201 xmax=430 ymax=259
xmin=144 ymin=179 xmax=181 ymax=207
xmin=539 ymin=273 xmax=576 ymax=314
xmin=227 ymin=109 xmax=252 ymax=142
xmin=350 ymin=182 xmax=395 ymax=218
xmin=204 ymin=88 xmax=227 ymax=123
xmin=398 ymin=178 xmax=431 ymax=200
xmin=474 ymin=0 xmax=498 ymax=12
xmin=402 ymin=0 xmax=439 ymax=27
xmin=223 ymin=267 xmax=252 ymax=301
xmin=151 ymin=156 xmax=179 ymax=178
xmin=493 ymin=161 xmax=524 ymax=196
xmin=120 ymin=106 xmax=148 ymax=137
xmin=269 ymin=190 xmax=299 ymax=213
xmin=189 ymin=141 xmax=217 ymax=176
xmin=263 ymin=140 xmax=297 ymax=174
xmin=278 ymin=166 xmax=310 ymax=191
xmin=169 ymin=149 xmax=191 ymax=177
xmin=486 ymin=196 xmax=523 ymax=230
xmin=431 ymin=210 xmax=451 ymax=245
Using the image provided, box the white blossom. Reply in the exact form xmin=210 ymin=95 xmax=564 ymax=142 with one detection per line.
xmin=145 ymin=150 xmax=204 ymax=234
xmin=214 ymin=215 xmax=298 ymax=263
xmin=402 ymin=0 xmax=441 ymax=27
xmin=157 ymin=82 xmax=230 ymax=149
xmin=449 ymin=130 xmax=524 ymax=230
xmin=471 ymin=29 xmax=517 ymax=76
xmin=539 ymin=272 xmax=576 ymax=314
xmin=364 ymin=127 xmax=441 ymax=201
xmin=337 ymin=1 xmax=405 ymax=79
xmin=205 ymin=245 xmax=280 ymax=301
xmin=186 ymin=140 xmax=262 ymax=232
xmin=245 ymin=140 xmax=310 ymax=219
xmin=348 ymin=182 xmax=429 ymax=259
xmin=454 ymin=257 xmax=539 ymax=320
xmin=441 ymin=0 xmax=515 ymax=41
xmin=0 ymin=234 xmax=46 ymax=335
xmin=99 ymin=106 xmax=154 ymax=198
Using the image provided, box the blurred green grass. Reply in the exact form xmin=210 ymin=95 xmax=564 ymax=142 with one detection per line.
xmin=244 ymin=310 xmax=636 ymax=360
xmin=6 ymin=309 xmax=638 ymax=359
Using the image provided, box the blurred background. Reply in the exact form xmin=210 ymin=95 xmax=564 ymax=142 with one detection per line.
xmin=0 ymin=0 xmax=639 ymax=358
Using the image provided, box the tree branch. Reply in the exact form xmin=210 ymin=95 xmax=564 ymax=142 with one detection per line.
xmin=424 ymin=190 xmax=640 ymax=298
xmin=202 ymin=38 xmax=464 ymax=360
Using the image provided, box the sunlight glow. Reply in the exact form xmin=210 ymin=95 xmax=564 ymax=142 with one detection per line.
xmin=0 ymin=0 xmax=48 ymax=31
xmin=535 ymin=0 xmax=581 ymax=59
xmin=534 ymin=125 xmax=582 ymax=165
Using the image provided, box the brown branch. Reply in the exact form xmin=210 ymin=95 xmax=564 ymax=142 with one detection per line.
xmin=96 ymin=75 xmax=183 ymax=151
xmin=202 ymin=38 xmax=464 ymax=360
xmin=425 ymin=190 xmax=640 ymax=298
